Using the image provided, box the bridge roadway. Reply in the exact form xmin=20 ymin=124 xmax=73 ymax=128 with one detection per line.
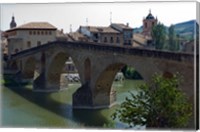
xmin=7 ymin=41 xmax=196 ymax=128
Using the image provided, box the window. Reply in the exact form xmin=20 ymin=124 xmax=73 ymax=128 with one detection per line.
xmin=37 ymin=31 xmax=40 ymax=35
xmin=41 ymin=31 xmax=44 ymax=35
xmin=29 ymin=31 xmax=32 ymax=35
xmin=152 ymin=22 xmax=155 ymax=26
xmin=116 ymin=37 xmax=120 ymax=43
xmin=128 ymin=40 xmax=131 ymax=44
xmin=45 ymin=31 xmax=48 ymax=35
xmin=94 ymin=33 xmax=98 ymax=39
xmin=49 ymin=31 xmax=52 ymax=35
xmin=104 ymin=37 xmax=107 ymax=43
xmin=110 ymin=37 xmax=113 ymax=43
xmin=33 ymin=31 xmax=36 ymax=35
xmin=37 ymin=41 xmax=41 ymax=46
xmin=145 ymin=22 xmax=147 ymax=28
xmin=27 ymin=41 xmax=31 ymax=48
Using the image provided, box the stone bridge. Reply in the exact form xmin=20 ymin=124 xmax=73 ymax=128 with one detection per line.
xmin=8 ymin=41 xmax=194 ymax=110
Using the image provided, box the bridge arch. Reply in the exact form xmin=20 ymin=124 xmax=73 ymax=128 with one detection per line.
xmin=46 ymin=51 xmax=81 ymax=89
xmin=22 ymin=57 xmax=37 ymax=79
xmin=93 ymin=63 xmax=126 ymax=106
xmin=92 ymin=60 xmax=153 ymax=107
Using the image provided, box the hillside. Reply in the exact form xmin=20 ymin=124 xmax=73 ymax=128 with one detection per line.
xmin=133 ymin=20 xmax=196 ymax=40
xmin=174 ymin=20 xmax=195 ymax=40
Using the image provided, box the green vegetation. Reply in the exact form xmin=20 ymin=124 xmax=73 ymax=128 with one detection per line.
xmin=151 ymin=22 xmax=167 ymax=50
xmin=121 ymin=66 xmax=143 ymax=80
xmin=168 ymin=25 xmax=180 ymax=51
xmin=2 ymin=74 xmax=30 ymax=87
xmin=134 ymin=20 xmax=195 ymax=41
xmin=112 ymin=73 xmax=192 ymax=128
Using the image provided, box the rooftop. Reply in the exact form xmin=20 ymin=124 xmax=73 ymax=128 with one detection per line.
xmin=111 ymin=23 xmax=133 ymax=30
xmin=68 ymin=31 xmax=90 ymax=42
xmin=80 ymin=26 xmax=120 ymax=34
xmin=6 ymin=22 xmax=57 ymax=32
xmin=145 ymin=10 xmax=155 ymax=20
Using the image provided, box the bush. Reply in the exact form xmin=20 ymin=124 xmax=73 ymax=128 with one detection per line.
xmin=121 ymin=66 xmax=143 ymax=80
xmin=112 ymin=73 xmax=192 ymax=128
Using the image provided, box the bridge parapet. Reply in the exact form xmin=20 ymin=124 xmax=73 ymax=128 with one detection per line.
xmin=10 ymin=40 xmax=194 ymax=63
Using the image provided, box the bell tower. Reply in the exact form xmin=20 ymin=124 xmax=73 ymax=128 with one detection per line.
xmin=10 ymin=15 xmax=17 ymax=29
xmin=142 ymin=9 xmax=157 ymax=37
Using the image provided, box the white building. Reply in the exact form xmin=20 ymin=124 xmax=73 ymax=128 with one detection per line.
xmin=5 ymin=17 xmax=57 ymax=56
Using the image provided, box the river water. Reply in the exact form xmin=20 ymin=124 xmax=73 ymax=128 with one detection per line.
xmin=1 ymin=79 xmax=144 ymax=129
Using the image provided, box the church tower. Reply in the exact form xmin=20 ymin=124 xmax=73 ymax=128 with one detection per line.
xmin=142 ymin=10 xmax=157 ymax=37
xmin=10 ymin=15 xmax=17 ymax=29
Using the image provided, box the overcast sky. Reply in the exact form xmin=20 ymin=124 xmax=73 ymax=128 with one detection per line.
xmin=0 ymin=1 xmax=197 ymax=33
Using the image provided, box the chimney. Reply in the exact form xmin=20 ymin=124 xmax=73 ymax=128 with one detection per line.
xmin=126 ymin=23 xmax=129 ymax=27
xmin=61 ymin=29 xmax=63 ymax=34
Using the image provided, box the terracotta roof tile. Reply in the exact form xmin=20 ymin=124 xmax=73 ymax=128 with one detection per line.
xmin=6 ymin=22 xmax=57 ymax=32
xmin=111 ymin=23 xmax=133 ymax=30
xmin=81 ymin=26 xmax=120 ymax=33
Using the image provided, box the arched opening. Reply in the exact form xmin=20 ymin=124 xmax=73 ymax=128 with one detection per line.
xmin=94 ymin=63 xmax=144 ymax=106
xmin=47 ymin=52 xmax=80 ymax=90
xmin=23 ymin=57 xmax=36 ymax=79
xmin=10 ymin=61 xmax=18 ymax=70
xmin=84 ymin=58 xmax=91 ymax=82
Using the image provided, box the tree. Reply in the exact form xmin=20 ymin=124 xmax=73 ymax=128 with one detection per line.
xmin=168 ymin=24 xmax=176 ymax=51
xmin=121 ymin=66 xmax=143 ymax=80
xmin=151 ymin=22 xmax=167 ymax=50
xmin=112 ymin=73 xmax=192 ymax=128
xmin=168 ymin=25 xmax=180 ymax=51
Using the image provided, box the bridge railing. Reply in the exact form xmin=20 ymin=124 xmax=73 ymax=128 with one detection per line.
xmin=10 ymin=40 xmax=195 ymax=62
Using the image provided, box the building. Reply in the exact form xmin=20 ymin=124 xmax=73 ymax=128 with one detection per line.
xmin=142 ymin=10 xmax=158 ymax=37
xmin=79 ymin=26 xmax=123 ymax=45
xmin=56 ymin=29 xmax=74 ymax=41
xmin=68 ymin=31 xmax=90 ymax=42
xmin=5 ymin=17 xmax=57 ymax=56
xmin=1 ymin=30 xmax=8 ymax=55
xmin=110 ymin=23 xmax=133 ymax=46
xmin=132 ymin=10 xmax=158 ymax=48
xmin=182 ymin=40 xmax=194 ymax=53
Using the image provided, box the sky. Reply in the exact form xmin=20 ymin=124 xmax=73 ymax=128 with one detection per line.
xmin=0 ymin=1 xmax=197 ymax=33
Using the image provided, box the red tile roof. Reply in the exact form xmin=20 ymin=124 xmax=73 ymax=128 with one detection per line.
xmin=6 ymin=22 xmax=57 ymax=32
xmin=80 ymin=26 xmax=120 ymax=34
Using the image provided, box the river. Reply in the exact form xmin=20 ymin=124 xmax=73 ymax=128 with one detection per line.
xmin=1 ymin=79 xmax=144 ymax=129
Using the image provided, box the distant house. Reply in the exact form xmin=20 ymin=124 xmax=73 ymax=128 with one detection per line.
xmin=79 ymin=26 xmax=123 ymax=45
xmin=132 ymin=33 xmax=150 ymax=48
xmin=110 ymin=23 xmax=133 ymax=46
xmin=68 ymin=31 xmax=90 ymax=42
xmin=5 ymin=16 xmax=57 ymax=56
xmin=56 ymin=29 xmax=74 ymax=41
xmin=182 ymin=40 xmax=194 ymax=53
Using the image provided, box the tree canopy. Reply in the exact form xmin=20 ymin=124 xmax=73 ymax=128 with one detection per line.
xmin=151 ymin=22 xmax=167 ymax=50
xmin=112 ymin=73 xmax=192 ymax=128
xmin=168 ymin=24 xmax=180 ymax=51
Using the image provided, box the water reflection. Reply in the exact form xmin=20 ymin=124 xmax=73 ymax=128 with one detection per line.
xmin=1 ymin=79 xmax=143 ymax=128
